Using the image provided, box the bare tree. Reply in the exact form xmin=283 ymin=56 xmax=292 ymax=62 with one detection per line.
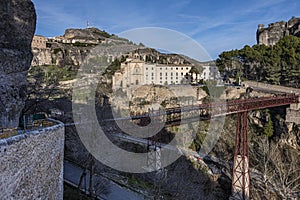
xmin=251 ymin=136 xmax=300 ymax=199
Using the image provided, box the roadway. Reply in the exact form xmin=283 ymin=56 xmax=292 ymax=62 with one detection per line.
xmin=64 ymin=160 xmax=144 ymax=200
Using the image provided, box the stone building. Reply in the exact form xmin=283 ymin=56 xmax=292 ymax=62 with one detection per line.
xmin=31 ymin=35 xmax=48 ymax=49
xmin=112 ymin=58 xmax=192 ymax=90
xmin=257 ymin=17 xmax=300 ymax=46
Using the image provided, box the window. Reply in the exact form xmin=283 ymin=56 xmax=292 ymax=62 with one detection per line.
xmin=160 ymin=72 xmax=162 ymax=76
xmin=181 ymin=72 xmax=183 ymax=76
xmin=134 ymin=65 xmax=140 ymax=74
xmin=171 ymin=67 xmax=173 ymax=70
xmin=176 ymin=67 xmax=178 ymax=70
xmin=136 ymin=80 xmax=139 ymax=85
xmin=171 ymin=72 xmax=173 ymax=76
xmin=165 ymin=72 xmax=168 ymax=76
xmin=186 ymin=67 xmax=189 ymax=70
xmin=176 ymin=72 xmax=178 ymax=76
xmin=181 ymin=68 xmax=183 ymax=70
xmin=146 ymin=67 xmax=148 ymax=70
xmin=151 ymin=72 xmax=154 ymax=76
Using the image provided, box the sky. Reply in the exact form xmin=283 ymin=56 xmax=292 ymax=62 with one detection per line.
xmin=32 ymin=0 xmax=300 ymax=60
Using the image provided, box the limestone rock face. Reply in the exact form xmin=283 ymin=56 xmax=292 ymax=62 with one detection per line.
xmin=63 ymin=27 xmax=110 ymax=40
xmin=257 ymin=17 xmax=300 ymax=46
xmin=0 ymin=0 xmax=36 ymax=128
xmin=31 ymin=48 xmax=52 ymax=66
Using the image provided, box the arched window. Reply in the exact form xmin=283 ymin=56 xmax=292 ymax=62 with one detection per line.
xmin=136 ymin=79 xmax=139 ymax=85
xmin=133 ymin=64 xmax=140 ymax=74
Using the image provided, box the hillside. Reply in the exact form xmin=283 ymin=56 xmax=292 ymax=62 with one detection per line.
xmin=31 ymin=28 xmax=142 ymax=67
xmin=32 ymin=27 xmax=203 ymax=68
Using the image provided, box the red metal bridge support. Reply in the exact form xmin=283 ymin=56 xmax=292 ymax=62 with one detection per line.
xmin=231 ymin=111 xmax=250 ymax=200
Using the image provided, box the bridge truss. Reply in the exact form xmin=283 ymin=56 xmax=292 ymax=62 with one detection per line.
xmin=127 ymin=93 xmax=299 ymax=200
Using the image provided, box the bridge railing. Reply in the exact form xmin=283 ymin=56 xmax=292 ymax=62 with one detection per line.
xmin=99 ymin=94 xmax=299 ymax=125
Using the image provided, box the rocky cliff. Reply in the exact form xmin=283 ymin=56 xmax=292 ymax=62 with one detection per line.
xmin=0 ymin=0 xmax=36 ymax=128
xmin=257 ymin=16 xmax=300 ymax=46
xmin=32 ymin=28 xmax=199 ymax=68
xmin=32 ymin=28 xmax=142 ymax=67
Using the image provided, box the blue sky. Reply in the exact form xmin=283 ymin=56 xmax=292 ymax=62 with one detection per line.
xmin=32 ymin=0 xmax=299 ymax=60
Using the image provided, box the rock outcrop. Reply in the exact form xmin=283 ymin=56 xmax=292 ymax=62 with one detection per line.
xmin=0 ymin=0 xmax=36 ymax=128
xmin=257 ymin=16 xmax=300 ymax=46
xmin=31 ymin=29 xmax=197 ymax=68
xmin=31 ymin=28 xmax=140 ymax=67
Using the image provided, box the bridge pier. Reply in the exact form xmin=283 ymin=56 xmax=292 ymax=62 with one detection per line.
xmin=231 ymin=112 xmax=250 ymax=200
xmin=286 ymin=96 xmax=300 ymax=124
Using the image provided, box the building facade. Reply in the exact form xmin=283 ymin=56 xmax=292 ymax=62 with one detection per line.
xmin=31 ymin=35 xmax=48 ymax=49
xmin=200 ymin=65 xmax=220 ymax=81
xmin=112 ymin=59 xmax=192 ymax=90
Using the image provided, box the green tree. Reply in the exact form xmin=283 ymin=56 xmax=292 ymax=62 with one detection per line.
xmin=216 ymin=35 xmax=300 ymax=88
xmin=263 ymin=112 xmax=274 ymax=138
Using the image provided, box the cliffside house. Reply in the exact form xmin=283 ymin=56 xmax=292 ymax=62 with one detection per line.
xmin=31 ymin=35 xmax=48 ymax=49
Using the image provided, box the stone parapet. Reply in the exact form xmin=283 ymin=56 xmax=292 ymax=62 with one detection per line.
xmin=0 ymin=119 xmax=64 ymax=199
xmin=242 ymin=81 xmax=300 ymax=95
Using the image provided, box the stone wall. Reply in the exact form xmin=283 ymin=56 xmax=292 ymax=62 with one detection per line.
xmin=0 ymin=120 xmax=64 ymax=199
xmin=242 ymin=80 xmax=300 ymax=124
xmin=242 ymin=81 xmax=300 ymax=94
xmin=286 ymin=109 xmax=300 ymax=124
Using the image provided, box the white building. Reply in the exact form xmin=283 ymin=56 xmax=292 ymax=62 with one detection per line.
xmin=112 ymin=59 xmax=192 ymax=90
xmin=200 ymin=65 xmax=221 ymax=81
